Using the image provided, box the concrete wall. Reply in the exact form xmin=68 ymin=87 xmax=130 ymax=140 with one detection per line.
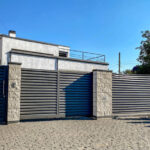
xmin=2 ymin=36 xmax=70 ymax=65
xmin=7 ymin=63 xmax=21 ymax=123
xmin=93 ymin=70 xmax=112 ymax=118
xmin=59 ymin=59 xmax=108 ymax=72
xmin=10 ymin=53 xmax=108 ymax=72
xmin=11 ymin=53 xmax=57 ymax=70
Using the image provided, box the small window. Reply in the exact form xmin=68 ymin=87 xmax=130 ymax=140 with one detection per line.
xmin=59 ymin=51 xmax=68 ymax=57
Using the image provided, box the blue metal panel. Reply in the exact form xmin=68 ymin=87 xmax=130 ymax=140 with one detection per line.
xmin=0 ymin=66 xmax=8 ymax=124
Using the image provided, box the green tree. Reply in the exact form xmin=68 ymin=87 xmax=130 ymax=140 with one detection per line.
xmin=134 ymin=64 xmax=150 ymax=74
xmin=135 ymin=30 xmax=150 ymax=74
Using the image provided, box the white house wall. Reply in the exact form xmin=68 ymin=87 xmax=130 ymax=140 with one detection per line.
xmin=11 ymin=53 xmax=57 ymax=70
xmin=2 ymin=36 xmax=69 ymax=65
xmin=11 ymin=53 xmax=108 ymax=72
xmin=58 ymin=59 xmax=108 ymax=72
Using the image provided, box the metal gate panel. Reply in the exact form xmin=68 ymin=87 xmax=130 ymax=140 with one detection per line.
xmin=21 ymin=69 xmax=93 ymax=120
xmin=0 ymin=66 xmax=8 ymax=123
xmin=20 ymin=69 xmax=58 ymax=120
xmin=59 ymin=72 xmax=93 ymax=117
xmin=112 ymin=74 xmax=150 ymax=115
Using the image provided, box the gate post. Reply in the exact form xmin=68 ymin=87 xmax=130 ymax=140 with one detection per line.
xmin=7 ymin=62 xmax=21 ymax=123
xmin=93 ymin=69 xmax=112 ymax=118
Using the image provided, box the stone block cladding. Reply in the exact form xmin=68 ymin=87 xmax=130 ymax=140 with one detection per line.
xmin=93 ymin=70 xmax=112 ymax=117
xmin=7 ymin=63 xmax=21 ymax=123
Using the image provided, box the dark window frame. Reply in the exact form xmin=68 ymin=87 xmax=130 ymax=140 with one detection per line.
xmin=59 ymin=51 xmax=68 ymax=57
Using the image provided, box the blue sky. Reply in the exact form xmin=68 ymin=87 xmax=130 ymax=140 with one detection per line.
xmin=0 ymin=0 xmax=150 ymax=72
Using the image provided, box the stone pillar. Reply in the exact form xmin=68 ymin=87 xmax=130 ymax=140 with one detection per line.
xmin=7 ymin=62 xmax=21 ymax=123
xmin=93 ymin=70 xmax=112 ymax=118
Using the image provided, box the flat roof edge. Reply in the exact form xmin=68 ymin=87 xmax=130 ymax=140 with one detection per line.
xmin=0 ymin=34 xmax=70 ymax=48
xmin=93 ymin=69 xmax=112 ymax=72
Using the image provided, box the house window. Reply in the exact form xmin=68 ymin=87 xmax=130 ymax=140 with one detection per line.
xmin=59 ymin=51 xmax=68 ymax=57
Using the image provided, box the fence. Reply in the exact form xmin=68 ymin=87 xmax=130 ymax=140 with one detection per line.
xmin=7 ymin=62 xmax=150 ymax=124
xmin=112 ymin=73 xmax=150 ymax=116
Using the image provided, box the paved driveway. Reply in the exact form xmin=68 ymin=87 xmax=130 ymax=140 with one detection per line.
xmin=0 ymin=118 xmax=150 ymax=150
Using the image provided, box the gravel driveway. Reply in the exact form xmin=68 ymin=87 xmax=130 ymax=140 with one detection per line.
xmin=0 ymin=118 xmax=150 ymax=150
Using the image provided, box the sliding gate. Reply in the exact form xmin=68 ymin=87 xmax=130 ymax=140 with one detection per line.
xmin=112 ymin=74 xmax=150 ymax=115
xmin=20 ymin=69 xmax=93 ymax=120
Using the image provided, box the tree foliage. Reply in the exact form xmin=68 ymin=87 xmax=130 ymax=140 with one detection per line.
xmin=135 ymin=30 xmax=150 ymax=74
xmin=123 ymin=69 xmax=133 ymax=74
xmin=133 ymin=64 xmax=150 ymax=74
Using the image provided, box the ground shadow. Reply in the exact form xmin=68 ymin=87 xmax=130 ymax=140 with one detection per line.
xmin=21 ymin=116 xmax=94 ymax=123
xmin=0 ymin=122 xmax=7 ymax=125
xmin=114 ymin=117 xmax=150 ymax=127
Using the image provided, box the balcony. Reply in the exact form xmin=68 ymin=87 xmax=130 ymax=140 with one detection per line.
xmin=70 ymin=49 xmax=105 ymax=63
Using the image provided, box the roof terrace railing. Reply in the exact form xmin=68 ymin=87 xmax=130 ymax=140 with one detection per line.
xmin=70 ymin=49 xmax=105 ymax=63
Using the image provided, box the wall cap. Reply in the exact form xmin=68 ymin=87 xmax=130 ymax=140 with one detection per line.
xmin=7 ymin=121 xmax=20 ymax=124
xmin=8 ymin=62 xmax=22 ymax=65
xmin=0 ymin=34 xmax=70 ymax=48
xmin=93 ymin=69 xmax=112 ymax=72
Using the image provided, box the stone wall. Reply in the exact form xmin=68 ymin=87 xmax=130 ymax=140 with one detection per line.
xmin=7 ymin=62 xmax=21 ymax=123
xmin=93 ymin=70 xmax=112 ymax=117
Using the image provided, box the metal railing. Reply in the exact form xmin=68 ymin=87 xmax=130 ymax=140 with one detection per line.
xmin=70 ymin=49 xmax=105 ymax=62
